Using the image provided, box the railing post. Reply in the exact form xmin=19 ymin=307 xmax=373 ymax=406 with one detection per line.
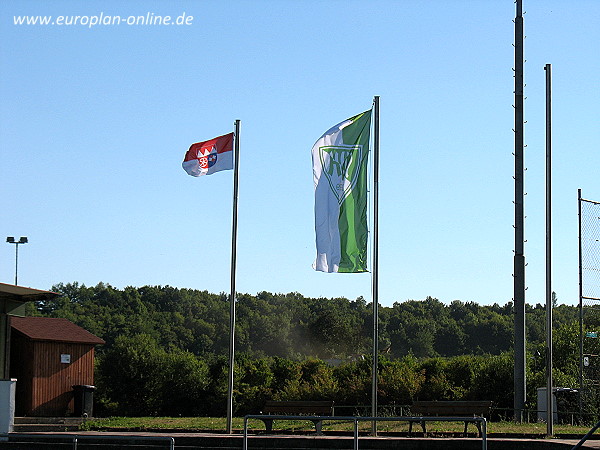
xmin=481 ymin=418 xmax=487 ymax=450
xmin=243 ymin=416 xmax=249 ymax=450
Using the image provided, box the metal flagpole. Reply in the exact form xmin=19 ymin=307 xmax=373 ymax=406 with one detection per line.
xmin=226 ymin=119 xmax=241 ymax=434
xmin=371 ymin=96 xmax=380 ymax=435
xmin=545 ymin=63 xmax=553 ymax=437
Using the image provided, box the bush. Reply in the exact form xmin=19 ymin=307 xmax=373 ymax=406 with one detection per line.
xmin=96 ymin=334 xmax=209 ymax=416
xmin=379 ymin=356 xmax=425 ymax=404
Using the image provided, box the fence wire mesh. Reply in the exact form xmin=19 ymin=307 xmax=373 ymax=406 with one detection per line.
xmin=581 ymin=196 xmax=600 ymax=418
xmin=581 ymin=198 xmax=600 ymax=301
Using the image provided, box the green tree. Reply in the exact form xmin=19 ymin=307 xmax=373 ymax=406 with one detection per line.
xmin=333 ymin=358 xmax=371 ymax=406
xmin=277 ymin=359 xmax=338 ymax=401
xmin=96 ymin=334 xmax=209 ymax=416
xmin=468 ymin=352 xmax=514 ymax=408
xmin=379 ymin=356 xmax=425 ymax=405
xmin=96 ymin=334 xmax=167 ymax=415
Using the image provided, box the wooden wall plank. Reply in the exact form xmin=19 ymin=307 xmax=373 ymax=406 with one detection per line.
xmin=23 ymin=341 xmax=96 ymax=416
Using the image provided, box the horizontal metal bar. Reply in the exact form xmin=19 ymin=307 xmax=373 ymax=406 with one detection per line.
xmin=243 ymin=415 xmax=487 ymax=450
xmin=7 ymin=434 xmax=174 ymax=450
xmin=73 ymin=434 xmax=175 ymax=450
xmin=245 ymin=414 xmax=486 ymax=422
xmin=245 ymin=414 xmax=357 ymax=421
xmin=581 ymin=198 xmax=600 ymax=206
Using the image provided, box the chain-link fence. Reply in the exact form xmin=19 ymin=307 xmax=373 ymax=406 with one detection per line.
xmin=580 ymin=192 xmax=600 ymax=419
xmin=581 ymin=197 xmax=600 ymax=301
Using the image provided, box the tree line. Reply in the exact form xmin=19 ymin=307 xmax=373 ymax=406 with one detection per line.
xmin=27 ymin=282 xmax=581 ymax=417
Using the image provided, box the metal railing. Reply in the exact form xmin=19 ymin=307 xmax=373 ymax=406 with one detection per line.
xmin=73 ymin=434 xmax=175 ymax=449
xmin=6 ymin=433 xmax=175 ymax=449
xmin=243 ymin=414 xmax=487 ymax=450
xmin=571 ymin=419 xmax=600 ymax=450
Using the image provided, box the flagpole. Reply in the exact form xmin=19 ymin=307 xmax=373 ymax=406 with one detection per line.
xmin=371 ymin=96 xmax=380 ymax=435
xmin=226 ymin=119 xmax=241 ymax=434
xmin=544 ymin=63 xmax=553 ymax=437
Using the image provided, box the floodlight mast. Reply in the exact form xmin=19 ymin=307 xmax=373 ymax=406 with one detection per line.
xmin=6 ymin=236 xmax=28 ymax=285
xmin=513 ymin=0 xmax=527 ymax=422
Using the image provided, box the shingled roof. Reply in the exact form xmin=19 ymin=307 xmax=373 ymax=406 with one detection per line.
xmin=11 ymin=317 xmax=105 ymax=345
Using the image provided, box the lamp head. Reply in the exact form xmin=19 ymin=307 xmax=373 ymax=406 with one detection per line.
xmin=6 ymin=237 xmax=15 ymax=243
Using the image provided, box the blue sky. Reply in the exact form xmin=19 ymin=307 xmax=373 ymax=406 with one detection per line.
xmin=1 ymin=0 xmax=598 ymax=307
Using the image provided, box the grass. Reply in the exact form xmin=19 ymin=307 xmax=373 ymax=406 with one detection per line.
xmin=81 ymin=416 xmax=595 ymax=437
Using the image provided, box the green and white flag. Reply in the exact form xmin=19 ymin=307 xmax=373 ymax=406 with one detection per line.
xmin=312 ymin=110 xmax=371 ymax=273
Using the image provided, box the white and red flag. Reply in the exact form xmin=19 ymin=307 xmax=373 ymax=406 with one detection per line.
xmin=182 ymin=132 xmax=234 ymax=177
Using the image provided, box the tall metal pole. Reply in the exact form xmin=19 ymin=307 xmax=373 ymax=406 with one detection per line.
xmin=513 ymin=0 xmax=527 ymax=422
xmin=7 ymin=239 xmax=27 ymax=285
xmin=371 ymin=96 xmax=380 ymax=435
xmin=14 ymin=243 xmax=19 ymax=285
xmin=545 ymin=63 xmax=553 ymax=436
xmin=226 ymin=119 xmax=241 ymax=434
xmin=578 ymin=188 xmax=584 ymax=416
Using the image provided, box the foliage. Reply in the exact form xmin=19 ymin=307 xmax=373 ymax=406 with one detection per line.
xmin=43 ymin=283 xmax=578 ymax=361
xmin=96 ymin=334 xmax=209 ymax=416
xmin=32 ymin=282 xmax=583 ymax=417
xmin=378 ymin=356 xmax=425 ymax=405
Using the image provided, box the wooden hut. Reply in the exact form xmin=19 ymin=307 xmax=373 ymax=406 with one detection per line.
xmin=0 ymin=283 xmax=60 ymax=379
xmin=9 ymin=317 xmax=104 ymax=417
